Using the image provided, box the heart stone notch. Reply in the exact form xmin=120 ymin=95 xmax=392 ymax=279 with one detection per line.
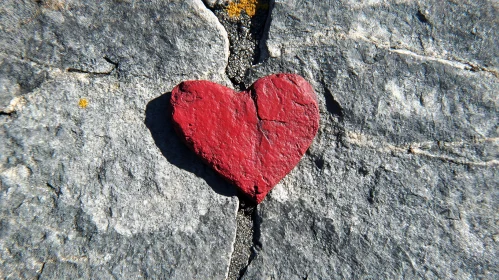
xmin=171 ymin=74 xmax=320 ymax=203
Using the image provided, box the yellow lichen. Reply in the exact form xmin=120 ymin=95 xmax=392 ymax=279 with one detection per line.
xmin=78 ymin=98 xmax=88 ymax=108
xmin=227 ymin=0 xmax=268 ymax=18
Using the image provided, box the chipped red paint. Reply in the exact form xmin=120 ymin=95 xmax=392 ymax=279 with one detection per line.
xmin=171 ymin=74 xmax=319 ymax=203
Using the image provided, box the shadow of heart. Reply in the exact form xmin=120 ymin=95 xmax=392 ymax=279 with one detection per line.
xmin=144 ymin=93 xmax=237 ymax=198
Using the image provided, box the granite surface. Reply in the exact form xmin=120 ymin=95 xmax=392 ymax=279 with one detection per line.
xmin=1 ymin=1 xmax=236 ymax=279
xmin=242 ymin=0 xmax=499 ymax=278
xmin=1 ymin=0 xmax=498 ymax=279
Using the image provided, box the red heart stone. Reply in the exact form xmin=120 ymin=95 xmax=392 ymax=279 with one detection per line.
xmin=171 ymin=74 xmax=319 ymax=203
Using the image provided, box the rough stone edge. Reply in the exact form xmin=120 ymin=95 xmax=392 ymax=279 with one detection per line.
xmin=193 ymin=0 xmax=233 ymax=87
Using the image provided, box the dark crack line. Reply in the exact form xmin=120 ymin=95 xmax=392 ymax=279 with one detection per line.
xmin=227 ymin=202 xmax=262 ymax=280
xmin=67 ymin=68 xmax=113 ymax=76
xmin=46 ymin=182 xmax=61 ymax=198
xmin=0 ymin=111 xmax=15 ymax=117
xmin=103 ymin=56 xmax=119 ymax=68
xmin=37 ymin=262 xmax=46 ymax=280
xmin=67 ymin=56 xmax=119 ymax=76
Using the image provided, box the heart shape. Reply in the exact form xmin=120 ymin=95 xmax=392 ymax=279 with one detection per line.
xmin=171 ymin=74 xmax=319 ymax=203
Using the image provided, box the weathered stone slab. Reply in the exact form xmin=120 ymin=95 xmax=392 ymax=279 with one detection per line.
xmin=0 ymin=1 xmax=237 ymax=279
xmin=241 ymin=0 xmax=499 ymax=278
xmin=2 ymin=0 xmax=498 ymax=278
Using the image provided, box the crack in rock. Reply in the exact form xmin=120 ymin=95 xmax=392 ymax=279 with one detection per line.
xmin=66 ymin=56 xmax=119 ymax=76
xmin=204 ymin=0 xmax=273 ymax=90
xmin=200 ymin=1 xmax=273 ymax=279
xmin=227 ymin=202 xmax=262 ymax=280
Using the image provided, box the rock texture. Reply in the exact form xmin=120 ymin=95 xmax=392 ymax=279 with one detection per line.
xmin=203 ymin=0 xmax=230 ymax=8
xmin=0 ymin=1 xmax=237 ymax=279
xmin=1 ymin=0 xmax=498 ymax=279
xmin=241 ymin=0 xmax=499 ymax=279
xmin=171 ymin=74 xmax=319 ymax=203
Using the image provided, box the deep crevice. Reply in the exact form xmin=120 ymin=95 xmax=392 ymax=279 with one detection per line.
xmin=321 ymin=79 xmax=344 ymax=120
xmin=314 ymin=156 xmax=325 ymax=170
xmin=318 ymin=73 xmax=348 ymax=148
xmin=241 ymin=204 xmax=262 ymax=279
xmin=200 ymin=2 xmax=271 ymax=279
xmin=416 ymin=10 xmax=430 ymax=24
xmin=227 ymin=201 xmax=262 ymax=280
xmin=205 ymin=1 xmax=273 ymax=90
xmin=256 ymin=0 xmax=275 ymax=63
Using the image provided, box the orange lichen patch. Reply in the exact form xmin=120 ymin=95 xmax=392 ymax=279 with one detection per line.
xmin=227 ymin=0 xmax=268 ymax=18
xmin=78 ymin=98 xmax=89 ymax=108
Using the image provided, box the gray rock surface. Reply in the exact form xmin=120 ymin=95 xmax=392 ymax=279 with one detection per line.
xmin=1 ymin=0 xmax=237 ymax=279
xmin=242 ymin=0 xmax=499 ymax=279
xmin=1 ymin=0 xmax=498 ymax=279
xmin=203 ymin=0 xmax=230 ymax=8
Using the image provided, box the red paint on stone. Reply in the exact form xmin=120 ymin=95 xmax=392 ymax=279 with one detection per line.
xmin=171 ymin=74 xmax=319 ymax=203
